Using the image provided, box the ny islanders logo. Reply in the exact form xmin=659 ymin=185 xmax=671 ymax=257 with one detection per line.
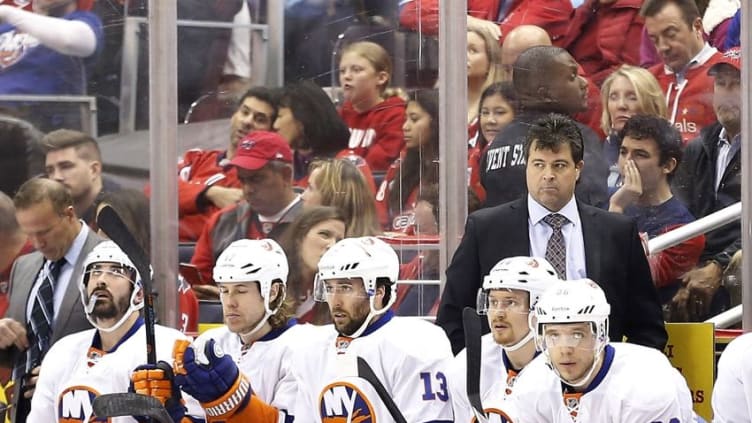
xmin=0 ymin=30 xmax=39 ymax=69
xmin=57 ymin=386 xmax=110 ymax=422
xmin=319 ymin=382 xmax=375 ymax=423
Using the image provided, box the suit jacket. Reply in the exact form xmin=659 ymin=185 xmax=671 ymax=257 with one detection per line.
xmin=1 ymin=228 xmax=101 ymax=421
xmin=437 ymin=197 xmax=667 ymax=354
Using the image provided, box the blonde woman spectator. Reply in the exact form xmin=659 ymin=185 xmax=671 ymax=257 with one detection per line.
xmin=302 ymin=158 xmax=380 ymax=237
xmin=466 ymin=25 xmax=503 ymax=143
xmin=600 ymin=65 xmax=668 ymax=194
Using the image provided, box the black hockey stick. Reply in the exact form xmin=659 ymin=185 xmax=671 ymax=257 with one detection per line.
xmin=464 ymin=307 xmax=488 ymax=423
xmin=356 ymin=356 xmax=408 ymax=423
xmin=93 ymin=393 xmax=173 ymax=423
xmin=97 ymin=205 xmax=157 ymax=365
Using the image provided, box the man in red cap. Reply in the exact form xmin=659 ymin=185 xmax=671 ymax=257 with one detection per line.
xmin=175 ymin=86 xmax=279 ymax=241
xmin=671 ymin=47 xmax=741 ymax=321
xmin=190 ymin=130 xmax=302 ymax=284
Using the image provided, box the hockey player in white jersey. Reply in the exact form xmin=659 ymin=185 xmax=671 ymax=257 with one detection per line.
xmin=28 ymin=241 xmax=204 ymax=422
xmin=448 ymin=256 xmax=559 ymax=422
xmin=487 ymin=278 xmax=693 ymax=423
xmin=139 ymin=236 xmax=454 ymax=422
xmin=189 ymin=238 xmax=310 ymax=421
xmin=712 ymin=331 xmax=752 ymax=422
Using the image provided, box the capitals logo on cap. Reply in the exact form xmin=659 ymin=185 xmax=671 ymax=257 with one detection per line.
xmin=229 ymin=131 xmax=293 ymax=171
xmin=709 ymin=47 xmax=741 ymax=75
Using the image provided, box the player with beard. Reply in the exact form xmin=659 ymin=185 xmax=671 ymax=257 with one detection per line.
xmin=447 ymin=256 xmax=560 ymax=422
xmin=132 ymin=237 xmax=453 ymax=422
xmin=27 ymin=241 xmax=204 ymax=422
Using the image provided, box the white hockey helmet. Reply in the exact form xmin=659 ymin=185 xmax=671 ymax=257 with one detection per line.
xmin=476 ymin=256 xmax=559 ymax=315
xmin=213 ymin=239 xmax=289 ymax=334
xmin=534 ymin=279 xmax=611 ymax=386
xmin=314 ymin=236 xmax=399 ymax=337
xmin=79 ymin=241 xmax=144 ymax=333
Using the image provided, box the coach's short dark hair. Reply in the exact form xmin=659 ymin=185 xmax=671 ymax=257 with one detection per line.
xmin=618 ymin=114 xmax=683 ymax=176
xmin=524 ymin=114 xmax=584 ymax=163
xmin=640 ymin=0 xmax=701 ymax=28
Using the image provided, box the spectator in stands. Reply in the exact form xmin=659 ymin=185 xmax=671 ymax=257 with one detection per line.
xmin=600 ymin=65 xmax=668 ymax=194
xmin=466 ymin=25 xmax=503 ymax=143
xmin=176 ymin=86 xmax=279 ymax=242
xmin=499 ymin=25 xmax=604 ymax=138
xmin=723 ymin=8 xmax=740 ymax=50
xmin=0 ymin=0 xmax=102 ymax=96
xmin=95 ymin=189 xmax=199 ymax=334
xmin=468 ymin=81 xmax=517 ymax=203
xmin=190 ymin=131 xmax=303 ymax=285
xmin=338 ymin=41 xmax=406 ymax=172
xmin=376 ymin=89 xmax=439 ymax=233
xmin=273 ymin=81 xmax=352 ymax=184
xmin=303 ymin=159 xmax=380 ymax=237
xmin=608 ymin=115 xmax=705 ymax=310
xmin=278 ymin=206 xmax=346 ymax=324
xmin=0 ymin=114 xmax=44 ymax=197
xmin=398 ymin=0 xmax=574 ymax=45
xmin=43 ymin=129 xmax=119 ymax=228
xmin=439 ymin=113 xmax=667 ymax=354
xmin=641 ymin=0 xmax=723 ymax=144
xmin=671 ymin=48 xmax=741 ymax=322
xmin=480 ymin=46 xmax=608 ymax=209
xmin=702 ymin=0 xmax=740 ymax=51
xmin=0 ymin=192 xmax=33 ymax=317
xmin=559 ymin=0 xmax=644 ymax=87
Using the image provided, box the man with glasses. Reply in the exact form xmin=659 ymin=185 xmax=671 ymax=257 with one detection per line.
xmin=486 ymin=279 xmax=693 ymax=422
xmin=27 ymin=241 xmax=203 ymax=422
xmin=448 ymin=256 xmax=559 ymax=422
xmin=0 ymin=178 xmax=101 ymax=422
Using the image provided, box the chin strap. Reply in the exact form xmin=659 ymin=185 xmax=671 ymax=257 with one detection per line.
xmin=502 ymin=329 xmax=534 ymax=352
xmin=237 ymin=310 xmax=272 ymax=343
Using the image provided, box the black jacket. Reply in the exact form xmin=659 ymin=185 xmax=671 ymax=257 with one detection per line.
xmin=437 ymin=197 xmax=668 ymax=354
xmin=672 ymin=122 xmax=741 ymax=268
xmin=480 ymin=111 xmax=609 ymax=209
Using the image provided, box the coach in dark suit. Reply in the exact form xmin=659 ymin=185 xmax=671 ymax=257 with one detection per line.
xmin=438 ymin=114 xmax=667 ymax=354
xmin=0 ymin=178 xmax=101 ymax=422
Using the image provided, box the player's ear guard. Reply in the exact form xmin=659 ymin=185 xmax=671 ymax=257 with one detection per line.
xmin=130 ymin=361 xmax=187 ymax=423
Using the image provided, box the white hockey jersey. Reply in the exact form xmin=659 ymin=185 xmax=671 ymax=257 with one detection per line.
xmin=291 ymin=311 xmax=454 ymax=423
xmin=448 ymin=333 xmax=519 ymax=423
xmin=712 ymin=332 xmax=752 ymax=423
xmin=197 ymin=319 xmax=317 ymax=418
xmin=29 ymin=319 xmax=204 ymax=422
xmin=486 ymin=343 xmax=694 ymax=423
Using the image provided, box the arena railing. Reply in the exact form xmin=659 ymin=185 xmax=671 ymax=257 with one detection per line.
xmin=647 ymin=202 xmax=743 ymax=328
xmin=0 ymin=94 xmax=97 ymax=136
xmin=118 ymin=16 xmax=274 ymax=133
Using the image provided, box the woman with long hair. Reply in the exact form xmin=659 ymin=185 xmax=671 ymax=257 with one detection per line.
xmin=302 ymin=158 xmax=380 ymax=237
xmin=376 ymin=89 xmax=439 ymax=233
xmin=277 ymin=206 xmax=346 ymax=324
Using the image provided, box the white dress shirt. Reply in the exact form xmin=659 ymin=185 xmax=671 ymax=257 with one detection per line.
xmin=26 ymin=222 xmax=90 ymax=325
xmin=528 ymin=195 xmax=587 ymax=280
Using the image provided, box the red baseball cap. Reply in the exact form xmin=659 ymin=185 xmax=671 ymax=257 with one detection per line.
xmin=229 ymin=131 xmax=293 ymax=171
xmin=708 ymin=48 xmax=741 ymax=75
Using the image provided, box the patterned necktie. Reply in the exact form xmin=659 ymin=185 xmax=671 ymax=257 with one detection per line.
xmin=14 ymin=258 xmax=65 ymax=380
xmin=543 ymin=213 xmax=568 ymax=279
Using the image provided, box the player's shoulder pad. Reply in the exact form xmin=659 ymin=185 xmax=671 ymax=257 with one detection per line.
xmin=50 ymin=328 xmax=98 ymax=354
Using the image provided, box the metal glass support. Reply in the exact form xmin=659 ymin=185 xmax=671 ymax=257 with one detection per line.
xmin=438 ymin=0 xmax=468 ymax=294
xmin=149 ymin=0 xmax=178 ymax=328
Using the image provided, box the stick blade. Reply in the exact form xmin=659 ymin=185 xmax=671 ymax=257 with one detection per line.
xmin=93 ymin=393 xmax=174 ymax=423
xmin=463 ymin=306 xmax=487 ymax=422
